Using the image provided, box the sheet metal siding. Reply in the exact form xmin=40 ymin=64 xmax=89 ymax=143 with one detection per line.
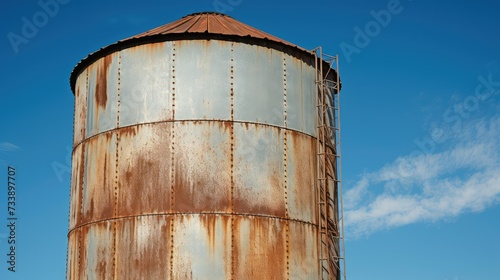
xmin=73 ymin=70 xmax=87 ymax=147
xmin=68 ymin=39 xmax=321 ymax=279
xmin=85 ymin=53 xmax=119 ymax=138
xmin=120 ymin=43 xmax=172 ymax=127
xmin=176 ymin=40 xmax=232 ymax=121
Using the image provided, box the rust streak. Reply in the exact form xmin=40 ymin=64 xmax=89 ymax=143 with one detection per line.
xmin=77 ymin=143 xmax=85 ymax=228
xmin=95 ymin=55 xmax=112 ymax=108
xmin=118 ymin=125 xmax=138 ymax=137
xmin=117 ymin=123 xmax=171 ymax=217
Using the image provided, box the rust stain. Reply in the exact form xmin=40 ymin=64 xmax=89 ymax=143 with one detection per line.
xmin=200 ymin=215 xmax=217 ymax=255
xmin=77 ymin=111 xmax=86 ymax=147
xmin=115 ymin=216 xmax=172 ymax=279
xmin=80 ymin=132 xmax=116 ymax=226
xmin=173 ymin=155 xmax=231 ymax=213
xmin=74 ymin=71 xmax=87 ymax=147
xmin=69 ymin=144 xmax=83 ymax=230
xmin=243 ymin=122 xmax=251 ymax=131
xmin=118 ymin=125 xmax=138 ymax=137
xmin=288 ymin=222 xmax=319 ymax=278
xmin=222 ymin=120 xmax=232 ymax=132
xmin=95 ymin=55 xmax=112 ymax=108
xmin=78 ymin=226 xmax=89 ymax=280
xmin=173 ymin=122 xmax=231 ymax=213
xmin=97 ymin=259 xmax=106 ymax=280
xmin=199 ymin=214 xmax=232 ymax=275
xmin=145 ymin=42 xmax=166 ymax=54
xmin=76 ymin=143 xmax=86 ymax=227
xmin=66 ymin=229 xmax=78 ymax=278
xmin=233 ymin=216 xmax=287 ymax=279
xmin=233 ymin=124 xmax=286 ymax=218
xmin=287 ymin=131 xmax=316 ymax=224
xmin=91 ymin=222 xmax=114 ymax=279
xmin=117 ymin=123 xmax=172 ymax=217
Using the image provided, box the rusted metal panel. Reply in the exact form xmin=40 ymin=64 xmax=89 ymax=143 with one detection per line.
xmin=116 ymin=216 xmax=172 ymax=279
xmin=285 ymin=54 xmax=304 ymax=131
xmin=85 ymin=54 xmax=119 ymax=138
xmin=80 ymin=132 xmax=116 ymax=226
xmin=73 ymin=69 xmax=87 ymax=147
xmin=286 ymin=130 xmax=317 ymax=224
xmin=116 ymin=123 xmax=172 ymax=217
xmin=77 ymin=226 xmax=89 ymax=279
xmin=175 ymin=40 xmax=231 ymax=121
xmin=285 ymin=54 xmax=317 ymax=137
xmin=84 ymin=222 xmax=114 ymax=279
xmin=233 ymin=43 xmax=285 ymax=127
xmin=233 ymin=123 xmax=286 ymax=218
xmin=120 ymin=42 xmax=173 ymax=127
xmin=302 ymin=64 xmax=317 ymax=137
xmin=233 ymin=216 xmax=287 ymax=279
xmin=68 ymin=223 xmax=115 ymax=279
xmin=66 ymin=229 xmax=78 ymax=280
xmin=173 ymin=214 xmax=231 ymax=279
xmin=289 ymin=222 xmax=319 ymax=279
xmin=69 ymin=143 xmax=84 ymax=230
xmin=173 ymin=121 xmax=231 ymax=213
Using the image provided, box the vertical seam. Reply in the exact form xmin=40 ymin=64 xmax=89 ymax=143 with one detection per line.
xmin=112 ymin=52 xmax=121 ymax=280
xmin=77 ymin=69 xmax=88 ymax=279
xmin=283 ymin=56 xmax=290 ymax=280
xmin=169 ymin=42 xmax=177 ymax=279
xmin=230 ymin=42 xmax=235 ymax=280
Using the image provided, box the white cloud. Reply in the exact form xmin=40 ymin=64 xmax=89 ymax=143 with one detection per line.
xmin=345 ymin=116 xmax=500 ymax=237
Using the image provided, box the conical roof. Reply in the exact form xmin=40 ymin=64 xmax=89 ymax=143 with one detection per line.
xmin=123 ymin=12 xmax=302 ymax=50
xmin=70 ymin=12 xmax=322 ymax=92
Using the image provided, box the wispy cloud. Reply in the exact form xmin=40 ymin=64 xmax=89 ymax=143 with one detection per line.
xmin=0 ymin=142 xmax=21 ymax=153
xmin=0 ymin=142 xmax=21 ymax=165
xmin=345 ymin=116 xmax=500 ymax=237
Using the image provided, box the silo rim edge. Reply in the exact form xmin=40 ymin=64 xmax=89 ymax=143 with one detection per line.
xmin=69 ymin=33 xmax=340 ymax=94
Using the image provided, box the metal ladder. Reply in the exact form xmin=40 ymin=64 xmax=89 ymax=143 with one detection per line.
xmin=314 ymin=49 xmax=346 ymax=280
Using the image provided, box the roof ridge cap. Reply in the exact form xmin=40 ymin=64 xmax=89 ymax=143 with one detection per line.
xmin=183 ymin=11 xmax=231 ymax=18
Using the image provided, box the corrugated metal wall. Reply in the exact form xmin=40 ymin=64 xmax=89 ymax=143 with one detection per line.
xmin=68 ymin=40 xmax=321 ymax=279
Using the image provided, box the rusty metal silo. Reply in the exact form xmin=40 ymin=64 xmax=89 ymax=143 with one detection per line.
xmin=67 ymin=12 xmax=344 ymax=279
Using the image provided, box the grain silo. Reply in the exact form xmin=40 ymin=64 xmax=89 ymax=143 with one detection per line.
xmin=67 ymin=12 xmax=345 ymax=279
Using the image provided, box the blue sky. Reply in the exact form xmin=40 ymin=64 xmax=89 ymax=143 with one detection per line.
xmin=1 ymin=0 xmax=499 ymax=279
